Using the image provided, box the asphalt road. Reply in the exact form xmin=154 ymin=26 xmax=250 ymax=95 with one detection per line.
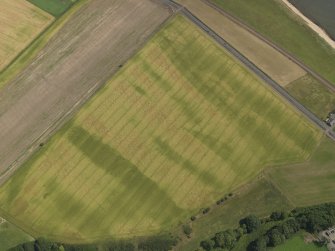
xmin=203 ymin=0 xmax=335 ymax=93
xmin=163 ymin=0 xmax=335 ymax=141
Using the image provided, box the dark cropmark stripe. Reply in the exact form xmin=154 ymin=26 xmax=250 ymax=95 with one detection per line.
xmin=154 ymin=137 xmax=222 ymax=188
xmin=67 ymin=126 xmax=183 ymax=222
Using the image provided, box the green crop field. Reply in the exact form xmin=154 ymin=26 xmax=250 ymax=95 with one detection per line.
xmin=212 ymin=0 xmax=335 ymax=85
xmin=268 ymin=137 xmax=335 ymax=207
xmin=0 ymin=15 xmax=321 ymax=242
xmin=27 ymin=0 xmax=77 ymax=17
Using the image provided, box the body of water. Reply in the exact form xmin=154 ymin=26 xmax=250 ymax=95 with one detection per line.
xmin=289 ymin=0 xmax=335 ymax=41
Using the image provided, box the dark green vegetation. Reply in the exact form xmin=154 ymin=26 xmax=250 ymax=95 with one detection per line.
xmin=213 ymin=0 xmax=335 ymax=84
xmin=198 ymin=203 xmax=335 ymax=250
xmin=177 ymin=179 xmax=292 ymax=250
xmin=179 ymin=136 xmax=335 ymax=250
xmin=0 ymin=221 xmax=33 ymax=251
xmin=274 ymin=233 xmax=327 ymax=251
xmin=27 ymin=0 xmax=77 ymax=17
xmin=9 ymin=235 xmax=177 ymax=251
xmin=268 ymin=137 xmax=335 ymax=206
xmin=286 ymin=75 xmax=335 ymax=118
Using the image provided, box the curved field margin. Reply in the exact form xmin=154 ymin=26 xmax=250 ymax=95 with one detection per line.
xmin=0 ymin=15 xmax=322 ymax=242
xmin=0 ymin=0 xmax=53 ymax=72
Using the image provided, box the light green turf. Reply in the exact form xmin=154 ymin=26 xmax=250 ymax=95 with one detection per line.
xmin=0 ymin=15 xmax=321 ymax=242
xmin=273 ymin=233 xmax=327 ymax=251
xmin=286 ymin=75 xmax=335 ymax=119
xmin=212 ymin=0 xmax=335 ymax=85
xmin=178 ymin=179 xmax=292 ymax=251
xmin=0 ymin=220 xmax=33 ymax=251
xmin=268 ymin=137 xmax=335 ymax=207
xmin=27 ymin=0 xmax=77 ymax=17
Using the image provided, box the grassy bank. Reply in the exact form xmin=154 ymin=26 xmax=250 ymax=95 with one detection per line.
xmin=212 ymin=0 xmax=335 ymax=85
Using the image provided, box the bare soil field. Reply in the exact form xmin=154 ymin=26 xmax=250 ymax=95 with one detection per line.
xmin=0 ymin=0 xmax=53 ymax=71
xmin=0 ymin=0 xmax=170 ymax=181
xmin=176 ymin=0 xmax=306 ymax=86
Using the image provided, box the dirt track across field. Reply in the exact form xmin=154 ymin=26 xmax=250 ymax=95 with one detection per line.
xmin=0 ymin=0 xmax=170 ymax=182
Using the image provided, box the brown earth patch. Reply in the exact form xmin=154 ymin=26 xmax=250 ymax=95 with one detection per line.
xmin=0 ymin=0 xmax=171 ymax=182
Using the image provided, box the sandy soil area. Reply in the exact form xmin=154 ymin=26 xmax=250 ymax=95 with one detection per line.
xmin=282 ymin=0 xmax=335 ymax=50
xmin=0 ymin=0 xmax=170 ymax=182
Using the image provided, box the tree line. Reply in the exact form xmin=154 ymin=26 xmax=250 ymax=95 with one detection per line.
xmin=9 ymin=235 xmax=177 ymax=251
xmin=200 ymin=202 xmax=335 ymax=251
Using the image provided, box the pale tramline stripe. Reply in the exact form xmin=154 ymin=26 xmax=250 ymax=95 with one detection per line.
xmin=92 ymin=44 xmax=235 ymax=227
xmin=129 ymin=45 xmax=255 ymax=203
xmin=30 ymin=56 xmax=270 ymax=236
xmin=9 ymin=136 xmax=83 ymax=215
xmin=28 ymin=136 xmax=113 ymax=224
xmin=59 ymin=81 xmax=186 ymax=231
xmin=30 ymin=151 xmax=100 ymax=228
xmin=3 ymin=8 xmax=169 ymax=237
xmin=123 ymin=60 xmax=244 ymax=210
xmin=28 ymin=120 xmax=144 ymax=228
xmin=6 ymin=79 xmax=136 ymax=209
xmin=218 ymin=63 xmax=312 ymax=159
xmin=92 ymin=86 xmax=200 ymax=229
xmin=73 ymin=26 xmax=258 ymax=234
xmin=11 ymin=17 xmax=318 ymax=237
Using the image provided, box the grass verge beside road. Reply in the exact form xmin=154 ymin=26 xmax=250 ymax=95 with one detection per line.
xmin=212 ymin=0 xmax=335 ymax=85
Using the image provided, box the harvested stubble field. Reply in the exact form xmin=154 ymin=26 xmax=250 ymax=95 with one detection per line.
xmin=0 ymin=0 xmax=53 ymax=71
xmin=0 ymin=0 xmax=170 ymax=180
xmin=0 ymin=15 xmax=321 ymax=241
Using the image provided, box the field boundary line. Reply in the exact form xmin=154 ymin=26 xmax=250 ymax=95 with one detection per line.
xmin=0 ymin=2 xmax=174 ymax=189
xmin=201 ymin=0 xmax=335 ymax=92
xmin=0 ymin=0 xmax=90 ymax=90
xmin=164 ymin=0 xmax=335 ymax=141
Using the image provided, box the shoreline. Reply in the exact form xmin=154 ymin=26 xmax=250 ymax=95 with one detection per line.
xmin=281 ymin=0 xmax=335 ymax=50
